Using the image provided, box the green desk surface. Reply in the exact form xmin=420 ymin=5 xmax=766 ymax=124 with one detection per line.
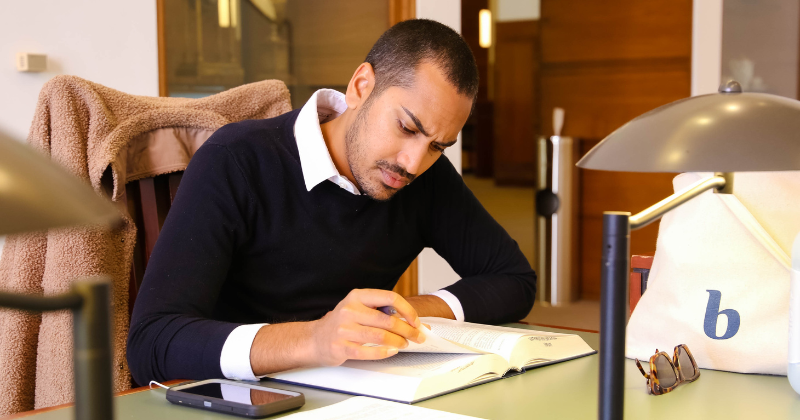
xmin=15 ymin=325 xmax=800 ymax=419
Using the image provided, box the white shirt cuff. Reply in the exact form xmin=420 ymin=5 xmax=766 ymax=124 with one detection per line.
xmin=220 ymin=383 xmax=253 ymax=405
xmin=430 ymin=290 xmax=465 ymax=322
xmin=220 ymin=323 xmax=268 ymax=381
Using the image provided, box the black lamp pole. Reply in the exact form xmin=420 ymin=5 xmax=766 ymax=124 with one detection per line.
xmin=599 ymin=212 xmax=631 ymax=420
xmin=0 ymin=278 xmax=113 ymax=420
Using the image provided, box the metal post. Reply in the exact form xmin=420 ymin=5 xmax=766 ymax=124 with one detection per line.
xmin=535 ymin=136 xmax=550 ymax=305
xmin=599 ymin=212 xmax=630 ymax=420
xmin=72 ymin=279 xmax=114 ymax=420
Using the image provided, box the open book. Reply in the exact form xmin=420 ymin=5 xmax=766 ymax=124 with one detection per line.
xmin=265 ymin=318 xmax=596 ymax=403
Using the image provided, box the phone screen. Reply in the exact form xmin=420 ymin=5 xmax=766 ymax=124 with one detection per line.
xmin=180 ymin=383 xmax=295 ymax=405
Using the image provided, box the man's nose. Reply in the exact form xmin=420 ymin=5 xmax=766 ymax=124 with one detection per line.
xmin=396 ymin=143 xmax=427 ymax=177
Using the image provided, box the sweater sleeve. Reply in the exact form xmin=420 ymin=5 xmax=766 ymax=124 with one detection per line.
xmin=127 ymin=136 xmax=257 ymax=385
xmin=422 ymin=157 xmax=537 ymax=324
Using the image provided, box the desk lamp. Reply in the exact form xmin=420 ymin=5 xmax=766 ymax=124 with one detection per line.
xmin=0 ymin=131 xmax=120 ymax=420
xmin=576 ymin=80 xmax=800 ymax=420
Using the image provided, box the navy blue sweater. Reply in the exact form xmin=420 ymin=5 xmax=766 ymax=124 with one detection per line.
xmin=127 ymin=109 xmax=536 ymax=384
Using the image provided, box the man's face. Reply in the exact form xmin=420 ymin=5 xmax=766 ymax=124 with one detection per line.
xmin=344 ymin=62 xmax=473 ymax=201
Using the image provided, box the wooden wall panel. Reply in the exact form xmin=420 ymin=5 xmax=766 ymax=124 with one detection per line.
xmin=539 ymin=58 xmax=689 ymax=138
xmin=539 ymin=0 xmax=692 ymax=300
xmin=493 ymin=20 xmax=539 ymax=185
xmin=540 ymin=0 xmax=692 ymax=63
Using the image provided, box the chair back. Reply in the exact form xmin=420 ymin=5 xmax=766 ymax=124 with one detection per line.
xmin=125 ymin=172 xmax=183 ymax=318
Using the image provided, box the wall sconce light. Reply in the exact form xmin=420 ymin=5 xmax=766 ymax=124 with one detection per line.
xmin=219 ymin=0 xmax=231 ymax=28
xmin=218 ymin=0 xmax=240 ymax=29
xmin=479 ymin=9 xmax=492 ymax=48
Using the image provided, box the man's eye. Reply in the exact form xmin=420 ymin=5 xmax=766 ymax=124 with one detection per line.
xmin=398 ymin=121 xmax=415 ymax=135
xmin=430 ymin=143 xmax=445 ymax=153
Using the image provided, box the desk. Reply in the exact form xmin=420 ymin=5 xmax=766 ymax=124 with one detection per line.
xmin=7 ymin=324 xmax=800 ymax=419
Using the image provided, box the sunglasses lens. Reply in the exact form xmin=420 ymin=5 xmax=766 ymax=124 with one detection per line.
xmin=655 ymin=354 xmax=677 ymax=387
xmin=678 ymin=348 xmax=696 ymax=377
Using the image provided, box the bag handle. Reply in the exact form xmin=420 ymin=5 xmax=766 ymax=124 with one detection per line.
xmin=717 ymin=193 xmax=791 ymax=271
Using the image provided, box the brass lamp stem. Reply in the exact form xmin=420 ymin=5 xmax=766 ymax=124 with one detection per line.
xmin=629 ymin=173 xmax=732 ymax=230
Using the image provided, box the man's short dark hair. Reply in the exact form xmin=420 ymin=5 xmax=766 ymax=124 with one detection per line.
xmin=365 ymin=19 xmax=479 ymax=100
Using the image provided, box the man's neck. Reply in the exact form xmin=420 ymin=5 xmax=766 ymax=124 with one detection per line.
xmin=320 ymin=109 xmax=358 ymax=187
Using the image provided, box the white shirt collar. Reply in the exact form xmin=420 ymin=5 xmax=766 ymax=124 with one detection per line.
xmin=293 ymin=89 xmax=360 ymax=195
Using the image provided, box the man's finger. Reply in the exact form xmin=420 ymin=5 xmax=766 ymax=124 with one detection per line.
xmin=346 ymin=325 xmax=408 ymax=349
xmin=353 ymin=289 xmax=420 ymax=328
xmin=360 ymin=308 xmax=425 ymax=344
xmin=344 ymin=343 xmax=399 ymax=360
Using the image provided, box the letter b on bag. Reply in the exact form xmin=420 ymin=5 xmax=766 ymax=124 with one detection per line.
xmin=704 ymin=290 xmax=740 ymax=340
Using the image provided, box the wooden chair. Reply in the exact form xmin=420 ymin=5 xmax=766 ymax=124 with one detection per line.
xmin=125 ymin=172 xmax=184 ymax=319
xmin=629 ymin=255 xmax=654 ymax=316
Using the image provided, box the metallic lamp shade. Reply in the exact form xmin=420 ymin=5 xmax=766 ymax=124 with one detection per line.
xmin=0 ymin=131 xmax=119 ymax=235
xmin=577 ymin=81 xmax=800 ymax=172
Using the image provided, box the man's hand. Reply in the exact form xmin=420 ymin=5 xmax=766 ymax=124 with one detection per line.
xmin=249 ymin=289 xmax=425 ymax=376
xmin=308 ymin=289 xmax=425 ymax=366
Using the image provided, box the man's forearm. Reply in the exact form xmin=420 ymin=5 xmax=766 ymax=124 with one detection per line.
xmin=406 ymin=295 xmax=455 ymax=319
xmin=250 ymin=322 xmax=316 ymax=376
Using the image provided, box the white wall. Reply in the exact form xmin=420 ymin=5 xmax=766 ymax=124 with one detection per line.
xmin=691 ymin=0 xmax=723 ymax=96
xmin=0 ymin=0 xmax=159 ymax=257
xmin=0 ymin=0 xmax=159 ymax=141
xmin=415 ymin=0 xmax=464 ymax=294
xmin=721 ymin=0 xmax=799 ymax=99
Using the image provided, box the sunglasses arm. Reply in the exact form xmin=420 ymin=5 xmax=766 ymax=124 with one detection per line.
xmin=634 ymin=359 xmax=650 ymax=379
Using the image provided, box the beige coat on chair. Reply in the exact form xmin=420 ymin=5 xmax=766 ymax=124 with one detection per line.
xmin=0 ymin=75 xmax=291 ymax=415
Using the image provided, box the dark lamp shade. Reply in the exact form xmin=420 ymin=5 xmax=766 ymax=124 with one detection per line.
xmin=577 ymin=82 xmax=800 ymax=172
xmin=0 ymin=131 xmax=120 ymax=235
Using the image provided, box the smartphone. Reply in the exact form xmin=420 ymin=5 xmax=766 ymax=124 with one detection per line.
xmin=166 ymin=379 xmax=304 ymax=418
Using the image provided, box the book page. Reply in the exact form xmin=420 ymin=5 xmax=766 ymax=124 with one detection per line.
xmin=279 ymin=396 xmax=486 ymax=420
xmin=422 ymin=318 xmax=529 ymax=359
xmin=510 ymin=334 xmax=596 ymax=370
xmin=402 ymin=324 xmax=483 ymax=354
xmin=346 ymin=353 xmax=483 ymax=376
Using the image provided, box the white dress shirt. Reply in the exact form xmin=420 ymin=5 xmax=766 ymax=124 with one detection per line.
xmin=219 ymin=89 xmax=465 ymax=381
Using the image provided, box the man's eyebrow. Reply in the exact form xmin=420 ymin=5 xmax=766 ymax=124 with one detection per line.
xmin=437 ymin=139 xmax=458 ymax=148
xmin=401 ymin=106 xmax=430 ymax=137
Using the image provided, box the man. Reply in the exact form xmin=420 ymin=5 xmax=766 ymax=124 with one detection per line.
xmin=127 ymin=19 xmax=535 ymax=384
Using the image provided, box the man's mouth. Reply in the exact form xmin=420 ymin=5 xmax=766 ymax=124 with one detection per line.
xmin=380 ymin=169 xmax=408 ymax=189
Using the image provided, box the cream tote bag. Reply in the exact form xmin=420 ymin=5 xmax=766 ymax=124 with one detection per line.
xmin=626 ymin=172 xmax=800 ymax=375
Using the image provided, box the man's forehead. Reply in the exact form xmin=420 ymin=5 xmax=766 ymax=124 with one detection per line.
xmin=394 ymin=91 xmax=470 ymax=140
xmin=382 ymin=79 xmax=470 ymax=137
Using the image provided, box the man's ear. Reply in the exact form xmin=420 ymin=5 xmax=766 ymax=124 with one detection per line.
xmin=345 ymin=63 xmax=376 ymax=110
